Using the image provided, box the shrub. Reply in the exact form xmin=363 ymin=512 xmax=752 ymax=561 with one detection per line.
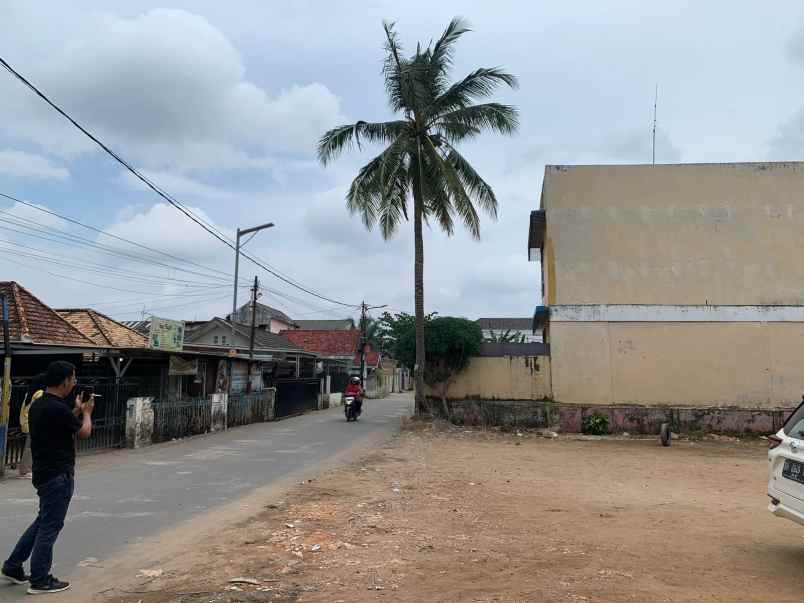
xmin=582 ymin=413 xmax=610 ymax=435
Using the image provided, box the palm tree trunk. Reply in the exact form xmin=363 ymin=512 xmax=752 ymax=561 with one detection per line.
xmin=413 ymin=181 xmax=426 ymax=415
xmin=413 ymin=137 xmax=427 ymax=414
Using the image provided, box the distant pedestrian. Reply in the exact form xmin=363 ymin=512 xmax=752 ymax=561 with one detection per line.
xmin=17 ymin=373 xmax=46 ymax=477
xmin=2 ymin=361 xmax=94 ymax=595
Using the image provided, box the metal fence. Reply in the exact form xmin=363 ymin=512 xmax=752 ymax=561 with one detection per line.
xmin=150 ymin=397 xmax=213 ymax=443
xmin=4 ymin=384 xmax=27 ymax=469
xmin=78 ymin=382 xmax=140 ymax=453
xmin=330 ymin=372 xmax=350 ymax=395
xmin=227 ymin=390 xmax=274 ymax=428
xmin=275 ymin=378 xmax=321 ymax=419
xmin=4 ymin=381 xmax=139 ymax=468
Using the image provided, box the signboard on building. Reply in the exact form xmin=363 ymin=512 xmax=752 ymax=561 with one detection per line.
xmin=149 ymin=316 xmax=185 ymax=352
xmin=169 ymin=355 xmax=197 ymax=376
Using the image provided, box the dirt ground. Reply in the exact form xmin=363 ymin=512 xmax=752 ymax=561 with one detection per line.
xmin=106 ymin=423 xmax=804 ymax=603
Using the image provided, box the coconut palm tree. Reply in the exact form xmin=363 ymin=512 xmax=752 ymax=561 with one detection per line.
xmin=317 ymin=18 xmax=518 ymax=413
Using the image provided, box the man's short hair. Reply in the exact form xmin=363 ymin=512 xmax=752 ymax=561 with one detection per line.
xmin=45 ymin=361 xmax=76 ymax=388
xmin=30 ymin=372 xmax=47 ymax=392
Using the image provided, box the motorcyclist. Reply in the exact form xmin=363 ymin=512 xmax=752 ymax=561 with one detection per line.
xmin=345 ymin=376 xmax=364 ymax=414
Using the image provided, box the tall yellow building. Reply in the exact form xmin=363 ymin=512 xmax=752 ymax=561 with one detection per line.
xmin=529 ymin=162 xmax=804 ymax=408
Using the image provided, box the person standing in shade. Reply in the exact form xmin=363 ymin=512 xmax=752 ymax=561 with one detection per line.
xmin=2 ymin=361 xmax=94 ymax=595
xmin=17 ymin=373 xmax=46 ymax=478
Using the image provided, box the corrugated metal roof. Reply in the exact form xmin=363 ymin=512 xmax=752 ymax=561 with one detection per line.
xmin=476 ymin=318 xmax=533 ymax=331
xmin=294 ymin=319 xmax=355 ymax=331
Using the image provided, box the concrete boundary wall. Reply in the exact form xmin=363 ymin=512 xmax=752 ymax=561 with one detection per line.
xmin=425 ymin=355 xmax=551 ymax=401
xmin=447 ymin=399 xmax=793 ymax=436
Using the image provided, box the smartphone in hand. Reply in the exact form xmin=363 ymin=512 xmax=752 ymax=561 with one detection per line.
xmin=80 ymin=386 xmax=94 ymax=403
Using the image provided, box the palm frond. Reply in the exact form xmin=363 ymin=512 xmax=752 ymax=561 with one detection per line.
xmin=444 ymin=143 xmax=498 ymax=219
xmin=423 ymin=136 xmax=480 ymax=238
xmin=415 ymin=143 xmax=455 ymax=235
xmin=382 ymin=21 xmax=410 ymax=114
xmin=429 ymin=18 xmax=471 ymax=93
xmin=346 ymin=136 xmax=410 ymax=232
xmin=317 ymin=120 xmax=409 ymax=165
xmin=377 ymin=174 xmax=409 ymax=239
xmin=436 ymin=102 xmax=519 ymax=142
xmin=428 ymin=68 xmax=518 ymax=118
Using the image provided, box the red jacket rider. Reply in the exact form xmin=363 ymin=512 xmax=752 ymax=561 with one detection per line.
xmin=345 ymin=378 xmax=364 ymax=398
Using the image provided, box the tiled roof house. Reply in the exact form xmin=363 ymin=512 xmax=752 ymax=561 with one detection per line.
xmin=280 ymin=329 xmax=360 ymax=360
xmin=0 ymin=282 xmax=94 ymax=347
xmin=57 ymin=309 xmax=149 ymax=348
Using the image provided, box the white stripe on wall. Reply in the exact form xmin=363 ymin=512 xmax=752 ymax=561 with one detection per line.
xmin=550 ymin=305 xmax=804 ymax=322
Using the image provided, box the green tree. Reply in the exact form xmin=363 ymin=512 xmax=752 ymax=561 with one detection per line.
xmin=390 ymin=315 xmax=482 ymax=416
xmin=317 ymin=18 xmax=518 ymax=413
xmin=377 ymin=311 xmax=437 ymax=365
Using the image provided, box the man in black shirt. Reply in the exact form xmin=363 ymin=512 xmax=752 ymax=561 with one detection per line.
xmin=2 ymin=361 xmax=93 ymax=595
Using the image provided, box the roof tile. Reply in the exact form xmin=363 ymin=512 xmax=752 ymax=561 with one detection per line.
xmin=0 ymin=282 xmax=95 ymax=346
xmin=57 ymin=309 xmax=149 ymax=348
xmin=280 ymin=329 xmax=360 ymax=357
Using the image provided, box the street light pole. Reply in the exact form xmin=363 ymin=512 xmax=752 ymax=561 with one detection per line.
xmin=231 ymin=222 xmax=274 ymax=339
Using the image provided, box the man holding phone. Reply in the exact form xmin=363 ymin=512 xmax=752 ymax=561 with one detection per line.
xmin=2 ymin=361 xmax=94 ymax=595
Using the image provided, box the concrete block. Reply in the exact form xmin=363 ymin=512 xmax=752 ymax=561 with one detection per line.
xmin=210 ymin=393 xmax=227 ymax=432
xmin=126 ymin=397 xmax=154 ymax=448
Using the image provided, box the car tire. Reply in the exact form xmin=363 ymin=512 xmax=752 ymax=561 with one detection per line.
xmin=660 ymin=422 xmax=671 ymax=447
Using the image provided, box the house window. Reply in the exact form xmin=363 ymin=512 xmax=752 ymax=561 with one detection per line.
xmin=222 ymin=335 xmax=227 ymax=345
xmin=213 ymin=335 xmax=219 ymax=345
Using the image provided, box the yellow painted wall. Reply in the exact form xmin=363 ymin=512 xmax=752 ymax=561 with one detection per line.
xmin=425 ymin=356 xmax=551 ymax=401
xmin=551 ymin=321 xmax=804 ymax=407
xmin=542 ymin=162 xmax=804 ymax=305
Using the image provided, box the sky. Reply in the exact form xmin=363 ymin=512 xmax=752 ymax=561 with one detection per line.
xmin=2 ymin=1 xmax=804 ymax=324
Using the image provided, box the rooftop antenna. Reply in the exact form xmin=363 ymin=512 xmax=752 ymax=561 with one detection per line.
xmin=651 ymin=83 xmax=658 ymax=166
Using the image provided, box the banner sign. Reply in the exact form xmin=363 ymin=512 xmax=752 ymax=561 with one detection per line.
xmin=149 ymin=316 xmax=185 ymax=352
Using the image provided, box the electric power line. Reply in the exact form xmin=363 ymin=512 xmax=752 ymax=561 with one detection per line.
xmin=0 ymin=240 xmax=231 ymax=289
xmin=0 ymin=192 xmax=236 ymax=281
xmin=0 ymin=202 xmax=241 ymax=284
xmin=0 ymin=58 xmax=367 ymax=308
xmin=0 ymin=58 xmax=237 ymax=249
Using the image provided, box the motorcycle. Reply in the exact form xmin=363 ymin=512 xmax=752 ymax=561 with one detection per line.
xmin=344 ymin=395 xmax=362 ymax=422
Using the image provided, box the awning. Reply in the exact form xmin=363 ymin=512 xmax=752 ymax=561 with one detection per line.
xmin=527 ymin=210 xmax=545 ymax=261
xmin=532 ymin=305 xmax=550 ymax=333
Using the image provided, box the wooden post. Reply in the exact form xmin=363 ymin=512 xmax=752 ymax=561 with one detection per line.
xmin=0 ymin=295 xmax=11 ymax=478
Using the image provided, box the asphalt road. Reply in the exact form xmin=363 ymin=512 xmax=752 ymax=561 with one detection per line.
xmin=0 ymin=394 xmax=413 ymax=601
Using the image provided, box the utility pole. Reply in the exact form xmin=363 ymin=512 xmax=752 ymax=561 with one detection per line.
xmin=249 ymin=276 xmax=259 ymax=362
xmin=652 ymin=83 xmax=658 ymax=166
xmin=0 ymin=295 xmax=11 ymax=478
xmin=359 ymin=302 xmax=367 ymax=383
xmin=231 ymin=222 xmax=274 ymax=339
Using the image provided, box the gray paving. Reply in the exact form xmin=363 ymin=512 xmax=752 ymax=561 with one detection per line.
xmin=0 ymin=395 xmax=413 ymax=601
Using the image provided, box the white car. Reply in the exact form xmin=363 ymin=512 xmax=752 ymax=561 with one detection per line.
xmin=768 ymin=403 xmax=804 ymax=525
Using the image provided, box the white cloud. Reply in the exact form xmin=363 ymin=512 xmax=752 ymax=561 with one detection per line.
xmin=104 ymin=202 xmax=234 ymax=265
xmin=605 ymin=129 xmax=682 ymax=164
xmin=1 ymin=9 xmax=347 ymax=172
xmin=0 ymin=149 xmax=69 ymax=181
xmin=303 ymin=186 xmax=408 ymax=255
xmin=769 ymin=110 xmax=804 ymax=160
xmin=0 ymin=200 xmax=68 ymax=230
xmin=120 ymin=170 xmax=240 ymax=202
